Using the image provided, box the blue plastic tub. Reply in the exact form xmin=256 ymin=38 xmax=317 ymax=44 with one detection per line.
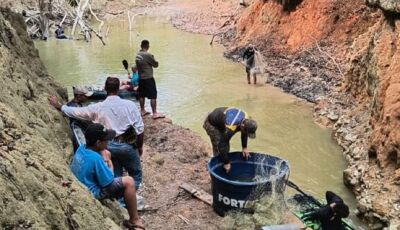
xmin=207 ymin=152 xmax=290 ymax=216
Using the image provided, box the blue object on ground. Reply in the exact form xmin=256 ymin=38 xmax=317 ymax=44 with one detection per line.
xmin=207 ymin=152 xmax=290 ymax=216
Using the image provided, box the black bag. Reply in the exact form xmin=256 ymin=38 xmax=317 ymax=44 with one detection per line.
xmin=118 ymin=125 xmax=137 ymax=146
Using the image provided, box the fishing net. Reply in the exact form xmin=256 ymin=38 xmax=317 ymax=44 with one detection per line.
xmin=223 ymin=155 xmax=289 ymax=229
xmin=249 ymin=50 xmax=269 ymax=84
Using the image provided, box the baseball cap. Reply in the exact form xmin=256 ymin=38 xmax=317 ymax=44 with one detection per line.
xmin=73 ymin=86 xmax=93 ymax=97
xmin=84 ymin=123 xmax=116 ymax=144
xmin=244 ymin=119 xmax=257 ymax=139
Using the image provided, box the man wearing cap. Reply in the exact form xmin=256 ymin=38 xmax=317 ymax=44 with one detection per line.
xmin=242 ymin=44 xmax=257 ymax=84
xmin=67 ymin=86 xmax=93 ymax=107
xmin=67 ymin=86 xmax=94 ymax=152
xmin=203 ymin=107 xmax=257 ymax=173
xmin=302 ymin=191 xmax=350 ymax=230
xmin=49 ymin=77 xmax=144 ymax=190
xmin=70 ymin=123 xmax=144 ymax=230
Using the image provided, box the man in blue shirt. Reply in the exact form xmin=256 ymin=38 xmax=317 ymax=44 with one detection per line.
xmin=70 ymin=123 xmax=144 ymax=230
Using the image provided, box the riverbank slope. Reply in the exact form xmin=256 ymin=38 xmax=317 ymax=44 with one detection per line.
xmin=0 ymin=8 xmax=126 ymax=229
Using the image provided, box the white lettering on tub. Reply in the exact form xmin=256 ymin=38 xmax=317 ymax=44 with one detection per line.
xmin=238 ymin=200 xmax=246 ymax=208
xmin=223 ymin=197 xmax=230 ymax=205
xmin=230 ymin=199 xmax=238 ymax=207
xmin=217 ymin=194 xmax=253 ymax=208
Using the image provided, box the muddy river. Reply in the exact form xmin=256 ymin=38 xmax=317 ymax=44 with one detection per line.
xmin=35 ymin=17 xmax=362 ymax=226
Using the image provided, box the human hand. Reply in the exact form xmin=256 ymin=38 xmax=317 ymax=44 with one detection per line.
xmin=101 ymin=149 xmax=113 ymax=170
xmin=223 ymin=163 xmax=231 ymax=173
xmin=48 ymin=95 xmax=62 ymax=109
xmin=242 ymin=148 xmax=250 ymax=160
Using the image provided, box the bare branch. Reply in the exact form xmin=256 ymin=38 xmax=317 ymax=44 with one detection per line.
xmin=309 ymin=36 xmax=345 ymax=78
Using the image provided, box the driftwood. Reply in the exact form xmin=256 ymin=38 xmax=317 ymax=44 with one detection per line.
xmin=177 ymin=214 xmax=190 ymax=224
xmin=179 ymin=182 xmax=213 ymax=206
xmin=24 ymin=0 xmax=106 ymax=45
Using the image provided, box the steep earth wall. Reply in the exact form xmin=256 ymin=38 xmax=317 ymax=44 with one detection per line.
xmin=229 ymin=0 xmax=400 ymax=227
xmin=234 ymin=0 xmax=376 ymax=53
xmin=342 ymin=5 xmax=400 ymax=227
xmin=0 ymin=8 xmax=125 ymax=229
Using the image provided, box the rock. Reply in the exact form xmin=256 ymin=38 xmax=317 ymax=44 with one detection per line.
xmin=150 ymin=153 xmax=165 ymax=165
xmin=0 ymin=119 xmax=3 ymax=131
xmin=371 ymin=223 xmax=384 ymax=230
xmin=366 ymin=0 xmax=400 ymax=13
xmin=343 ymin=168 xmax=357 ymax=186
xmin=389 ymin=221 xmax=400 ymax=230
xmin=104 ymin=217 xmax=121 ymax=230
xmin=344 ymin=133 xmax=357 ymax=142
xmin=327 ymin=112 xmax=339 ymax=121
xmin=358 ymin=201 xmax=369 ymax=214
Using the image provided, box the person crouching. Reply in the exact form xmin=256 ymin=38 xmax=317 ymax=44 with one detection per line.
xmin=70 ymin=123 xmax=144 ymax=230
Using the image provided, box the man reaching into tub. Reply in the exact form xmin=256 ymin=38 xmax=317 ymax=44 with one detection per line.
xmin=203 ymin=107 xmax=257 ymax=173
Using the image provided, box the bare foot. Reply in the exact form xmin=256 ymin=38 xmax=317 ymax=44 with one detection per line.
xmin=152 ymin=113 xmax=165 ymax=120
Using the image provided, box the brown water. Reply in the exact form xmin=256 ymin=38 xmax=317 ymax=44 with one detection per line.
xmin=35 ymin=16 xmax=362 ymax=227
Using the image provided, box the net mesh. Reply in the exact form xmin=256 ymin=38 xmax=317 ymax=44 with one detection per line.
xmin=249 ymin=50 xmax=269 ymax=84
xmin=223 ymin=155 xmax=289 ymax=229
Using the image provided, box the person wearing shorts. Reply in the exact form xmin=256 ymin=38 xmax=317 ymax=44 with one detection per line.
xmin=242 ymin=44 xmax=257 ymax=84
xmin=135 ymin=39 xmax=165 ymax=119
xmin=70 ymin=123 xmax=144 ymax=230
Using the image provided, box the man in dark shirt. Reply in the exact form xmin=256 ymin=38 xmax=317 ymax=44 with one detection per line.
xmin=242 ymin=44 xmax=257 ymax=84
xmin=203 ymin=107 xmax=257 ymax=172
xmin=135 ymin=40 xmax=165 ymax=119
xmin=67 ymin=86 xmax=93 ymax=151
xmin=303 ymin=191 xmax=350 ymax=230
xmin=55 ymin=25 xmax=68 ymax=39
xmin=67 ymin=86 xmax=93 ymax=107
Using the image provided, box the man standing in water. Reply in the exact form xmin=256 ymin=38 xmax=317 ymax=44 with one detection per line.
xmin=203 ymin=107 xmax=257 ymax=173
xmin=242 ymin=44 xmax=257 ymax=84
xmin=135 ymin=40 xmax=165 ymax=119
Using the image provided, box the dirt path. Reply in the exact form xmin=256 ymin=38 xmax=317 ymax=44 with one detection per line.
xmin=139 ymin=117 xmax=222 ymax=229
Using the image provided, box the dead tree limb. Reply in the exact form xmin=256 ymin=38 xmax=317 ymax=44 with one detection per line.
xmin=87 ymin=24 xmax=106 ymax=46
xmin=309 ymin=36 xmax=345 ymax=78
xmin=209 ymin=5 xmax=240 ymax=45
xmin=88 ymin=3 xmax=104 ymax=33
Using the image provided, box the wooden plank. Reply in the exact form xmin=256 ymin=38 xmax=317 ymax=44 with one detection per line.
xmin=179 ymin=182 xmax=213 ymax=206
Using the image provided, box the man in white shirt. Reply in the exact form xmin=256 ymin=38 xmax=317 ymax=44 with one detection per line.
xmin=49 ymin=77 xmax=144 ymax=189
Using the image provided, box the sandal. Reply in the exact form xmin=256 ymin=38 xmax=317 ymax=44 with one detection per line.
xmin=152 ymin=113 xmax=165 ymax=120
xmin=123 ymin=220 xmax=145 ymax=230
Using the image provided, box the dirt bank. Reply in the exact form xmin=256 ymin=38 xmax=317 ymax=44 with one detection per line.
xmin=0 ymin=8 xmax=127 ymax=229
xmin=160 ymin=0 xmax=400 ymax=227
xmin=139 ymin=117 xmax=223 ymax=229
